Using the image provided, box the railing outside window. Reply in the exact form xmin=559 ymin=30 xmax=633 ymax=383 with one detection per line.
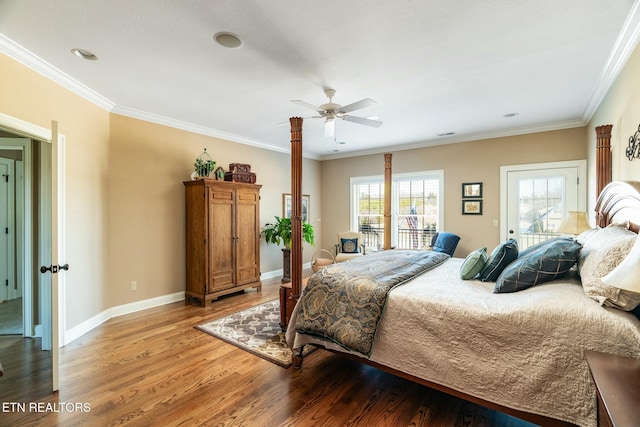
xmin=359 ymin=225 xmax=438 ymax=250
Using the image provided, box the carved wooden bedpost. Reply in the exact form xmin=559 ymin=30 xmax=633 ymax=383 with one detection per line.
xmin=596 ymin=124 xmax=613 ymax=199
xmin=384 ymin=153 xmax=392 ymax=250
xmin=280 ymin=117 xmax=303 ymax=329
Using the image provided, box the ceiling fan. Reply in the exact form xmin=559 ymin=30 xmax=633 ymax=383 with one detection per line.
xmin=291 ymin=89 xmax=382 ymax=137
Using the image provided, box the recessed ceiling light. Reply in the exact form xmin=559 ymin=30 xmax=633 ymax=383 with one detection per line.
xmin=71 ymin=48 xmax=98 ymax=60
xmin=214 ymin=32 xmax=243 ymax=49
xmin=503 ymin=112 xmax=519 ymax=118
xmin=437 ymin=132 xmax=456 ymax=137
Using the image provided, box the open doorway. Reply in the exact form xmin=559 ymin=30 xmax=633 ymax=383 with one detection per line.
xmin=0 ymin=148 xmax=22 ymax=335
xmin=0 ymin=130 xmax=55 ymax=399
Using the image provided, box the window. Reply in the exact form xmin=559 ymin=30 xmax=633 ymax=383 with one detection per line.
xmin=351 ymin=171 xmax=443 ymax=250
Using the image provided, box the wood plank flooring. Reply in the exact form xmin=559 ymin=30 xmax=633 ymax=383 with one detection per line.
xmin=0 ymin=276 xmax=536 ymax=427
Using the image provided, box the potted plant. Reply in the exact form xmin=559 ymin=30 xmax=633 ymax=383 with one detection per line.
xmin=263 ymin=216 xmax=315 ymax=283
xmin=194 ymin=157 xmax=216 ymax=177
xmin=193 ymin=148 xmax=216 ymax=177
xmin=263 ymin=216 xmax=314 ymax=248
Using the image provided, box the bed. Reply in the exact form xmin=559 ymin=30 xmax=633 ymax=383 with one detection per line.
xmin=286 ymin=180 xmax=640 ymax=427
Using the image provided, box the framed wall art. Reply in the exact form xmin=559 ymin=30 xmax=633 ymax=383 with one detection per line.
xmin=462 ymin=200 xmax=483 ymax=215
xmin=462 ymin=182 xmax=483 ymax=198
xmin=283 ymin=194 xmax=310 ymax=223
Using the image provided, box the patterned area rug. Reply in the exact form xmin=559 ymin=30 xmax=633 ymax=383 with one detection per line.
xmin=195 ymin=300 xmax=314 ymax=368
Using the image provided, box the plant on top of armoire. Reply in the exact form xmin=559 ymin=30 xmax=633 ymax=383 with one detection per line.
xmin=193 ymin=148 xmax=216 ymax=177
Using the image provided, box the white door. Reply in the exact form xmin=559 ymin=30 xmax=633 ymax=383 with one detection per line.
xmin=503 ymin=161 xmax=586 ymax=251
xmin=47 ymin=121 xmax=61 ymax=391
xmin=0 ymin=158 xmax=15 ymax=301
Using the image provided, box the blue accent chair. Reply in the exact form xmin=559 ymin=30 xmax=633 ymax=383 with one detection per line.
xmin=430 ymin=232 xmax=461 ymax=256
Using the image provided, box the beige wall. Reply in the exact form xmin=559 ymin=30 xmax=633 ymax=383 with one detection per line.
xmin=0 ymin=53 xmax=111 ymax=329
xmin=320 ymin=127 xmax=587 ymax=257
xmin=588 ymin=41 xmax=640 ymax=210
xmin=1 ymin=52 xmax=321 ymax=331
xmin=108 ymin=115 xmax=321 ymax=306
xmin=1 ymin=36 xmax=638 ymax=334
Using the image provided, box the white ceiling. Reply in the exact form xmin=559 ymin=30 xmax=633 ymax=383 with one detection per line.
xmin=1 ymin=0 xmax=639 ymax=159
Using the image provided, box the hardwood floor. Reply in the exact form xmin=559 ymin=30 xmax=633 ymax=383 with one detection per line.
xmin=0 ymin=276 xmax=536 ymax=427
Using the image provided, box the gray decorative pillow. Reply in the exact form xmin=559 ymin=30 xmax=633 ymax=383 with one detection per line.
xmin=459 ymin=247 xmax=487 ymax=280
xmin=494 ymin=238 xmax=581 ymax=293
xmin=479 ymin=239 xmax=518 ymax=282
xmin=577 ymin=224 xmax=640 ymax=310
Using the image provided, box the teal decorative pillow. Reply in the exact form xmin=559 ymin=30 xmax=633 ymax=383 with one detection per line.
xmin=341 ymin=238 xmax=359 ymax=253
xmin=479 ymin=239 xmax=518 ymax=282
xmin=460 ymin=247 xmax=487 ymax=280
xmin=494 ymin=238 xmax=582 ymax=293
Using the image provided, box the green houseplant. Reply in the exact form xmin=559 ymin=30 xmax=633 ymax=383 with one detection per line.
xmin=263 ymin=216 xmax=314 ymax=248
xmin=263 ymin=216 xmax=315 ymax=282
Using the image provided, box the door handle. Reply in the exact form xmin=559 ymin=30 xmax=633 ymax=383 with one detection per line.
xmin=509 ymin=229 xmax=514 ymax=234
xmin=40 ymin=264 xmax=70 ymax=274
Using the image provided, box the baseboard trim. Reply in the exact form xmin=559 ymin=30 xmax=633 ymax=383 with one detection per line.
xmin=63 ymin=291 xmax=184 ymax=346
xmin=63 ymin=264 xmax=312 ymax=346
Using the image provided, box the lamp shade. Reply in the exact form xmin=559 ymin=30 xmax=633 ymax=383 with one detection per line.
xmin=602 ymin=235 xmax=640 ymax=293
xmin=557 ymin=211 xmax=591 ymax=235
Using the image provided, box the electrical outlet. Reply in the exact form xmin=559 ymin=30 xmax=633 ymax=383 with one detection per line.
xmin=130 ymin=281 xmax=137 ymax=291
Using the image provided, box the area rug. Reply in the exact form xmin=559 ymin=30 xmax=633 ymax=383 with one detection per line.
xmin=195 ymin=300 xmax=315 ymax=368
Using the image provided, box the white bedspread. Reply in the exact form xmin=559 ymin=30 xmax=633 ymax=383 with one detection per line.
xmin=288 ymin=258 xmax=640 ymax=427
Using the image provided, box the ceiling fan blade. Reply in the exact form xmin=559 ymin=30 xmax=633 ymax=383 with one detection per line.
xmin=291 ymin=100 xmax=325 ymax=114
xmin=342 ymin=115 xmax=383 ymax=128
xmin=339 ymin=98 xmax=376 ymax=114
xmin=324 ymin=119 xmax=336 ymax=137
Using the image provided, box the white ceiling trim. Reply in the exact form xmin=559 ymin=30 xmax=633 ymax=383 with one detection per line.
xmin=582 ymin=0 xmax=640 ymax=121
xmin=110 ymin=105 xmax=302 ymax=157
xmin=320 ymin=118 xmax=586 ymax=161
xmin=0 ymin=34 xmax=115 ymax=111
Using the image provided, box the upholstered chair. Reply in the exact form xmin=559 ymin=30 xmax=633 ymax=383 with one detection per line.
xmin=429 ymin=232 xmax=461 ymax=256
xmin=335 ymin=231 xmax=365 ymax=262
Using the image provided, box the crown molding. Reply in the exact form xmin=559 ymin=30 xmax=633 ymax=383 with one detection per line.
xmin=110 ymin=106 xmax=322 ymax=160
xmin=582 ymin=0 xmax=640 ymax=121
xmin=0 ymin=34 xmax=115 ymax=111
xmin=319 ymin=119 xmax=586 ymax=161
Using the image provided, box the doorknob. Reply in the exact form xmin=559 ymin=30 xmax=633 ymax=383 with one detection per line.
xmin=40 ymin=264 xmax=70 ymax=274
xmin=509 ymin=229 xmax=514 ymax=234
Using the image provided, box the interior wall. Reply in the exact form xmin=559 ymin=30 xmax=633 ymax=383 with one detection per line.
xmin=320 ymin=127 xmax=587 ymax=257
xmin=588 ymin=41 xmax=640 ymax=208
xmin=0 ymin=53 xmax=110 ymax=331
xmin=108 ymin=114 xmax=322 ymax=307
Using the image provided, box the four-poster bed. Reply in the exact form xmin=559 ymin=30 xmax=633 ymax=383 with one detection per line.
xmin=280 ymin=120 xmax=640 ymax=426
xmin=286 ymin=180 xmax=640 ymax=427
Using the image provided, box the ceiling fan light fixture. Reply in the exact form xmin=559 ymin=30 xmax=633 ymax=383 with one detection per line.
xmin=214 ymin=32 xmax=243 ymax=49
xmin=71 ymin=48 xmax=98 ymax=60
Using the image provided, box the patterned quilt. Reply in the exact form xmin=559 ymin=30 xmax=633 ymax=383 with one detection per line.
xmin=294 ymin=250 xmax=450 ymax=355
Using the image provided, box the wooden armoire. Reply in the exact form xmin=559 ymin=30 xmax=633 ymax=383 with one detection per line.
xmin=183 ymin=179 xmax=262 ymax=305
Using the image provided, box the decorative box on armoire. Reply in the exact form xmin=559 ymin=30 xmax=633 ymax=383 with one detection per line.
xmin=184 ymin=178 xmax=262 ymax=306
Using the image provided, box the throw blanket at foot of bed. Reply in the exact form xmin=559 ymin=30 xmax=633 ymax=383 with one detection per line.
xmin=294 ymin=250 xmax=449 ymax=356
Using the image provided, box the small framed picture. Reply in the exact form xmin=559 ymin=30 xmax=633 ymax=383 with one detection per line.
xmin=462 ymin=200 xmax=483 ymax=215
xmin=283 ymin=194 xmax=310 ymax=223
xmin=214 ymin=166 xmax=225 ymax=180
xmin=462 ymin=182 xmax=483 ymax=198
